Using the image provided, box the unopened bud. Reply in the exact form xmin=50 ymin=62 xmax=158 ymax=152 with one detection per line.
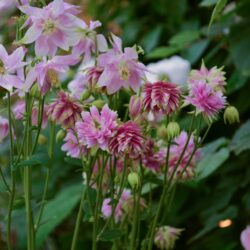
xmin=114 ymin=175 xmax=120 ymax=184
xmin=129 ymin=95 xmax=142 ymax=119
xmin=128 ymin=172 xmax=140 ymax=190
xmin=56 ymin=129 xmax=66 ymax=142
xmin=166 ymin=122 xmax=180 ymax=139
xmin=224 ymin=106 xmax=240 ymax=124
xmin=90 ymin=100 xmax=105 ymax=109
xmin=46 ymin=69 xmax=59 ymax=87
xmin=80 ymin=90 xmax=91 ymax=101
xmin=30 ymin=84 xmax=40 ymax=98
xmin=157 ymin=125 xmax=168 ymax=140
xmin=38 ymin=134 xmax=47 ymax=145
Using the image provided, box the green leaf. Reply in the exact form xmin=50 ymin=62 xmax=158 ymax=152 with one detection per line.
xmin=98 ymin=229 xmax=124 ymax=242
xmin=17 ymin=153 xmax=49 ymax=168
xmin=64 ymin=157 xmax=82 ymax=167
xmin=169 ymin=30 xmax=200 ymax=48
xmin=208 ymin=0 xmax=228 ymax=32
xmin=196 ymin=148 xmax=230 ymax=180
xmin=36 ymin=183 xmax=82 ymax=247
xmin=146 ymin=46 xmax=180 ymax=59
xmin=230 ymin=119 xmax=250 ymax=155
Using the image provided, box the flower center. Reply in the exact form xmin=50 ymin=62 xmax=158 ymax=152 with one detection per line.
xmin=0 ymin=60 xmax=5 ymax=74
xmin=119 ymin=62 xmax=130 ymax=81
xmin=43 ymin=19 xmax=56 ymax=35
xmin=46 ymin=69 xmax=59 ymax=86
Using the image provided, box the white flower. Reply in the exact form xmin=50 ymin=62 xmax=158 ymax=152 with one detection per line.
xmin=145 ymin=56 xmax=190 ymax=85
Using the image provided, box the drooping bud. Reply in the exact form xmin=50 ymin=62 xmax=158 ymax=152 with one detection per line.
xmin=166 ymin=122 xmax=180 ymax=139
xmin=90 ymin=100 xmax=105 ymax=109
xmin=38 ymin=134 xmax=47 ymax=145
xmin=223 ymin=106 xmax=240 ymax=124
xmin=157 ymin=125 xmax=168 ymax=140
xmin=86 ymin=66 xmax=103 ymax=89
xmin=46 ymin=69 xmax=59 ymax=87
xmin=129 ymin=95 xmax=142 ymax=119
xmin=56 ymin=129 xmax=66 ymax=142
xmin=80 ymin=90 xmax=91 ymax=101
xmin=128 ymin=172 xmax=140 ymax=190
xmin=154 ymin=226 xmax=184 ymax=250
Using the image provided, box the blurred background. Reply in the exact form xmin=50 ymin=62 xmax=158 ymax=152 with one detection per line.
xmin=0 ymin=0 xmax=250 ymax=249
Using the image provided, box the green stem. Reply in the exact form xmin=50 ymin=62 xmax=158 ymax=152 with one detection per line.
xmin=7 ymin=92 xmax=16 ymax=250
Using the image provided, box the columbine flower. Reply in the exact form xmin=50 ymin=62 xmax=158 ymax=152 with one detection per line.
xmin=61 ymin=129 xmax=85 ymax=158
xmin=168 ymin=131 xmax=201 ymax=179
xmin=0 ymin=116 xmax=9 ymax=142
xmin=97 ymin=34 xmax=146 ymax=94
xmin=68 ymin=73 xmax=88 ymax=100
xmin=129 ymin=95 xmax=143 ymax=120
xmin=101 ymin=189 xmax=131 ymax=223
xmin=86 ymin=66 xmax=103 ymax=89
xmin=109 ymin=121 xmax=144 ymax=159
xmin=154 ymin=226 xmax=184 ymax=250
xmin=24 ymin=54 xmax=78 ymax=95
xmin=75 ymin=104 xmax=117 ymax=150
xmin=47 ymin=91 xmax=82 ymax=128
xmin=20 ymin=0 xmax=81 ymax=57
xmin=146 ymin=56 xmax=190 ymax=85
xmin=0 ymin=45 xmax=26 ymax=92
xmin=184 ymin=81 xmax=226 ymax=122
xmin=142 ymin=140 xmax=166 ymax=173
xmin=73 ymin=20 xmax=108 ymax=63
xmin=143 ymin=81 xmax=181 ymax=116
xmin=13 ymin=100 xmax=48 ymax=128
xmin=241 ymin=226 xmax=250 ymax=250
xmin=188 ymin=61 xmax=226 ymax=92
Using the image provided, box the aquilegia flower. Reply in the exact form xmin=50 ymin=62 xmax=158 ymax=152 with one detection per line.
xmin=184 ymin=81 xmax=226 ymax=122
xmin=24 ymin=54 xmax=78 ymax=95
xmin=241 ymin=226 xmax=250 ymax=250
xmin=20 ymin=0 xmax=81 ymax=57
xmin=143 ymin=81 xmax=181 ymax=116
xmin=76 ymin=104 xmax=117 ymax=150
xmin=168 ymin=131 xmax=201 ymax=179
xmin=97 ymin=34 xmax=146 ymax=94
xmin=0 ymin=116 xmax=9 ymax=142
xmin=73 ymin=20 xmax=108 ymax=63
xmin=154 ymin=226 xmax=184 ymax=250
xmin=188 ymin=61 xmax=226 ymax=92
xmin=0 ymin=45 xmax=26 ymax=92
xmin=109 ymin=121 xmax=144 ymax=159
xmin=47 ymin=91 xmax=82 ymax=128
xmin=61 ymin=129 xmax=86 ymax=158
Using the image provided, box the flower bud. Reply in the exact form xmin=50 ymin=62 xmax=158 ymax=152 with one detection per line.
xmin=90 ymin=100 xmax=105 ymax=109
xmin=129 ymin=95 xmax=142 ymax=119
xmin=128 ymin=172 xmax=140 ymax=190
xmin=38 ymin=134 xmax=47 ymax=145
xmin=157 ymin=125 xmax=168 ymax=140
xmin=56 ymin=129 xmax=66 ymax=142
xmin=166 ymin=122 xmax=180 ymax=139
xmin=154 ymin=226 xmax=184 ymax=250
xmin=80 ymin=90 xmax=91 ymax=101
xmin=30 ymin=84 xmax=40 ymax=98
xmin=114 ymin=175 xmax=120 ymax=184
xmin=223 ymin=106 xmax=240 ymax=124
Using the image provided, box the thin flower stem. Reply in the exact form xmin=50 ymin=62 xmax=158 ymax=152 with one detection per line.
xmin=7 ymin=92 xmax=16 ymax=250
xmin=0 ymin=167 xmax=10 ymax=193
xmin=35 ymin=121 xmax=55 ymax=232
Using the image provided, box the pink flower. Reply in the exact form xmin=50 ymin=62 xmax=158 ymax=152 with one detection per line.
xmin=143 ymin=81 xmax=181 ymax=116
xmin=101 ymin=189 xmax=131 ymax=223
xmin=86 ymin=66 xmax=103 ymax=89
xmin=0 ymin=116 xmax=9 ymax=142
xmin=73 ymin=20 xmax=108 ymax=63
xmin=61 ymin=129 xmax=85 ymax=158
xmin=24 ymin=54 xmax=78 ymax=95
xmin=47 ymin=91 xmax=82 ymax=128
xmin=109 ymin=121 xmax=144 ymax=159
xmin=168 ymin=131 xmax=201 ymax=179
xmin=68 ymin=74 xmax=87 ymax=100
xmin=188 ymin=62 xmax=226 ymax=92
xmin=97 ymin=34 xmax=146 ymax=94
xmin=142 ymin=140 xmax=166 ymax=173
xmin=0 ymin=45 xmax=26 ymax=92
xmin=13 ymin=100 xmax=48 ymax=128
xmin=185 ymin=81 xmax=226 ymax=122
xmin=129 ymin=95 xmax=143 ymax=120
xmin=76 ymin=104 xmax=117 ymax=150
xmin=20 ymin=0 xmax=81 ymax=57
xmin=241 ymin=226 xmax=250 ymax=250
